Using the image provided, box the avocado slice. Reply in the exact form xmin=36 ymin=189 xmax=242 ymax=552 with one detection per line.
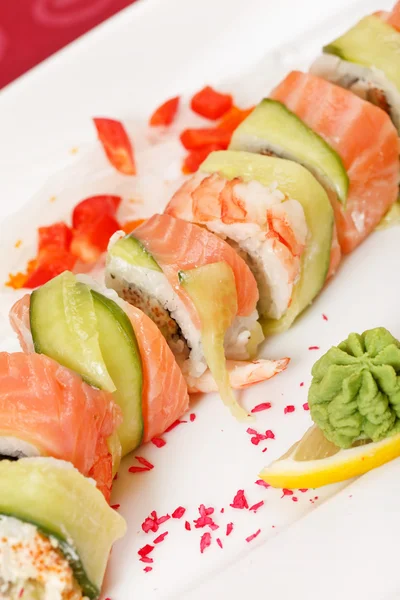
xmin=230 ymin=99 xmax=348 ymax=206
xmin=179 ymin=262 xmax=248 ymax=420
xmin=30 ymin=272 xmax=115 ymax=392
xmin=200 ymin=151 xmax=334 ymax=334
xmin=110 ymin=235 xmax=162 ymax=271
xmin=91 ymin=291 xmax=143 ymax=456
xmin=323 ymin=15 xmax=400 ymax=93
xmin=0 ymin=458 xmax=126 ymax=599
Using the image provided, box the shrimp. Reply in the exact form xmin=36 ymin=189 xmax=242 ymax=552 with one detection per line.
xmin=166 ymin=172 xmax=308 ymax=321
xmin=184 ymin=358 xmax=290 ymax=394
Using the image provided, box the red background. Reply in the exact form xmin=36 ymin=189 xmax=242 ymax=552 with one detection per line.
xmin=0 ymin=0 xmax=138 ymax=90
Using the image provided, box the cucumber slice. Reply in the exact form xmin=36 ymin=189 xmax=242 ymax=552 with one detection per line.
xmin=200 ymin=151 xmax=334 ymax=334
xmin=91 ymin=291 xmax=143 ymax=456
xmin=30 ymin=272 xmax=115 ymax=392
xmin=0 ymin=458 xmax=126 ymax=599
xmin=110 ymin=235 xmax=162 ymax=271
xmin=230 ymin=99 xmax=348 ymax=206
xmin=323 ymin=15 xmax=400 ymax=93
xmin=179 ymin=262 xmax=248 ymax=421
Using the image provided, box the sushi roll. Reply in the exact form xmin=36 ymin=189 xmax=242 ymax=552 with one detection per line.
xmin=106 ymin=214 xmax=289 ymax=418
xmin=106 ymin=213 xmax=263 ymax=377
xmin=165 ymin=151 xmax=334 ymax=334
xmin=0 ymin=352 xmax=122 ymax=501
xmin=310 ymin=4 xmax=400 ymax=134
xmin=230 ymin=71 xmax=399 ymax=254
xmin=0 ymin=457 xmax=126 ymax=599
xmin=10 ymin=271 xmax=189 ymax=456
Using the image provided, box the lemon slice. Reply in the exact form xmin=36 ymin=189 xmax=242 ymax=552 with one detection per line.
xmin=260 ymin=425 xmax=400 ymax=489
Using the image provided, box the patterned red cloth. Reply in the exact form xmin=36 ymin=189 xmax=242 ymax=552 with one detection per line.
xmin=0 ymin=0 xmax=138 ymax=89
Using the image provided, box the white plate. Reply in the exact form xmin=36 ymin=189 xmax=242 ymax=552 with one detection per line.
xmin=0 ymin=1 xmax=398 ymax=599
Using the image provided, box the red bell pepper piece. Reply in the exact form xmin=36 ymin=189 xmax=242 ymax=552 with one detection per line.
xmin=149 ymin=96 xmax=180 ymax=127
xmin=71 ymin=213 xmax=121 ymax=263
xmin=38 ymin=222 xmax=72 ymax=252
xmin=93 ymin=118 xmax=136 ymax=175
xmin=180 ymin=128 xmax=231 ymax=150
xmin=217 ymin=106 xmax=254 ymax=133
xmin=190 ymin=86 xmax=233 ymax=120
xmin=182 ymin=144 xmax=224 ymax=175
xmin=72 ymin=195 xmax=122 ymax=230
xmin=23 ymin=248 xmax=77 ymax=289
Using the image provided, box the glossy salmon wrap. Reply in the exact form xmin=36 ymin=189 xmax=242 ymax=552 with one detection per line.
xmin=0 ymin=457 xmax=126 ymax=600
xmin=106 ymin=214 xmax=289 ymax=419
xmin=0 ymin=352 xmax=121 ymax=502
xmin=166 ymin=151 xmax=334 ymax=335
xmin=10 ymin=271 xmax=189 ymax=457
xmin=230 ymin=71 xmax=399 ymax=254
xmin=311 ymin=2 xmax=400 ymax=134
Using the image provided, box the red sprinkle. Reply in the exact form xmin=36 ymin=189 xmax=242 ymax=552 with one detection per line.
xmin=143 ymin=567 xmax=153 ymax=573
xmin=165 ymin=419 xmax=187 ymax=432
xmin=262 ymin=448 xmax=267 ymax=453
xmin=185 ymin=521 xmax=191 ymax=531
xmin=245 ymin=529 xmax=261 ymax=543
xmin=153 ymin=532 xmax=169 ymax=544
xmin=292 ymin=497 xmax=299 ymax=502
xmin=151 ymin=437 xmax=166 ymax=448
xmin=111 ymin=504 xmax=120 ymax=510
xmin=140 ymin=556 xmax=153 ymax=564
xmin=141 ymin=511 xmax=170 ymax=533
xmin=308 ymin=346 xmax=320 ymax=350
xmin=138 ymin=544 xmax=154 ymax=558
xmin=230 ymin=490 xmax=249 ymax=510
xmin=226 ymin=522 xmax=234 ymax=536
xmin=255 ymin=479 xmax=270 ymax=489
xmin=172 ymin=506 xmax=186 ymax=519
xmin=322 ymin=314 xmax=328 ymax=321
xmin=129 ymin=456 xmax=154 ymax=473
xmin=246 ymin=428 xmax=268 ymax=446
xmin=300 ymin=382 xmax=304 ymax=387
xmin=194 ymin=504 xmax=217 ymax=529
xmin=284 ymin=405 xmax=295 ymax=414
xmin=281 ymin=489 xmax=293 ymax=497
xmin=303 ymin=403 xmax=310 ymax=411
xmin=299 ymin=488 xmax=308 ymax=493
xmin=249 ymin=500 xmax=264 ymax=513
xmin=216 ymin=538 xmax=223 ymax=549
xmin=190 ymin=413 xmax=196 ymax=422
xmin=265 ymin=430 xmax=275 ymax=439
xmin=200 ymin=532 xmax=212 ymax=554
xmin=250 ymin=402 xmax=272 ymax=413
xmin=220 ymin=508 xmax=225 ymax=513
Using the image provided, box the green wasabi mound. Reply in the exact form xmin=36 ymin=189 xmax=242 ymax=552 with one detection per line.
xmin=309 ymin=328 xmax=400 ymax=448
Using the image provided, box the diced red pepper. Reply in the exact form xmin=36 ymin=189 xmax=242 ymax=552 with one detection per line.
xmin=182 ymin=143 xmax=224 ymax=175
xmin=180 ymin=128 xmax=231 ymax=150
xmin=217 ymin=106 xmax=254 ymax=133
xmin=149 ymin=96 xmax=180 ymax=127
xmin=71 ymin=214 xmax=120 ymax=263
xmin=72 ymin=195 xmax=121 ymax=230
xmin=38 ymin=222 xmax=72 ymax=252
xmin=191 ymin=86 xmax=233 ymax=120
xmin=121 ymin=219 xmax=146 ymax=234
xmin=23 ymin=248 xmax=77 ymax=289
xmin=93 ymin=118 xmax=136 ymax=175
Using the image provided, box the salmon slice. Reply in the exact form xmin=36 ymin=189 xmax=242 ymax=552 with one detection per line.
xmin=386 ymin=1 xmax=400 ymax=30
xmin=133 ymin=213 xmax=259 ymax=317
xmin=271 ymin=71 xmax=399 ymax=253
xmin=0 ymin=349 xmax=121 ymax=502
xmin=10 ymin=293 xmax=189 ymax=448
xmin=123 ymin=303 xmax=189 ymax=442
